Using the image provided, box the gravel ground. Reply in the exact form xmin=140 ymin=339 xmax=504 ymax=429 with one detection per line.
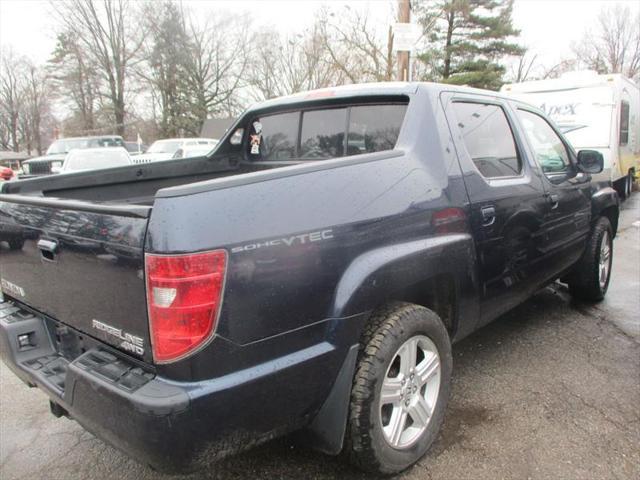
xmin=1 ymin=193 xmax=638 ymax=480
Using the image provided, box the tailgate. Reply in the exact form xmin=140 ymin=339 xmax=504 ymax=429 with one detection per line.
xmin=0 ymin=195 xmax=152 ymax=363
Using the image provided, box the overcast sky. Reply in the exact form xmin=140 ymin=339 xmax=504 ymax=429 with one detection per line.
xmin=1 ymin=0 xmax=639 ymax=72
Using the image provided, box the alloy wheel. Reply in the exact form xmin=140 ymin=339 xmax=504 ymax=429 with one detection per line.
xmin=379 ymin=335 xmax=441 ymax=449
xmin=598 ymin=230 xmax=611 ymax=289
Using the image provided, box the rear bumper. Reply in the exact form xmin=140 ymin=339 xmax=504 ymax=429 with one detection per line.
xmin=0 ymin=300 xmax=349 ymax=472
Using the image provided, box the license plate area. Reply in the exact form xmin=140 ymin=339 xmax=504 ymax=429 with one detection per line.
xmin=0 ymin=300 xmax=154 ymax=398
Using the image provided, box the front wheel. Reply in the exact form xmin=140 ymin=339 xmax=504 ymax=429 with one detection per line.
xmin=567 ymin=217 xmax=613 ymax=301
xmin=345 ymin=303 xmax=452 ymax=475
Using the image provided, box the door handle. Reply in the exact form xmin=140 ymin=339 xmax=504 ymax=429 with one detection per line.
xmin=481 ymin=206 xmax=496 ymax=226
xmin=547 ymin=193 xmax=559 ymax=209
xmin=37 ymin=239 xmax=58 ymax=262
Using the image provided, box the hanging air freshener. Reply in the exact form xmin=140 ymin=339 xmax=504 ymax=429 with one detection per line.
xmin=250 ymin=121 xmax=263 ymax=155
xmin=250 ymin=134 xmax=261 ymax=155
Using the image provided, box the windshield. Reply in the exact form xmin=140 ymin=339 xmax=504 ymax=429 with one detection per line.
xmin=147 ymin=140 xmax=182 ymax=154
xmin=47 ymin=139 xmax=90 ymax=155
xmin=46 ymin=137 xmax=124 ymax=154
xmin=63 ymin=149 xmax=130 ymax=172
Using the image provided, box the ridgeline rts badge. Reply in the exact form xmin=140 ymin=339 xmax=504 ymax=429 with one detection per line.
xmin=92 ymin=319 xmax=144 ymax=356
xmin=1 ymin=279 xmax=25 ymax=298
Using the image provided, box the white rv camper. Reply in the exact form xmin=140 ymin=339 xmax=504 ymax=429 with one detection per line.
xmin=502 ymin=71 xmax=639 ymax=198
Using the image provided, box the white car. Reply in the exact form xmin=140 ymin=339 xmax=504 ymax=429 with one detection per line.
xmin=61 ymin=147 xmax=132 ymax=173
xmin=132 ymin=138 xmax=218 ymax=164
xmin=172 ymin=142 xmax=219 ymax=159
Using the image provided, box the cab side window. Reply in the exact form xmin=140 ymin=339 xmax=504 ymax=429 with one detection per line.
xmin=452 ymin=101 xmax=522 ymax=178
xmin=517 ymin=109 xmax=571 ymax=176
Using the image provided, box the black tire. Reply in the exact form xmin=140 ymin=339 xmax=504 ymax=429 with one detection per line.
xmin=8 ymin=239 xmax=24 ymax=250
xmin=615 ymin=176 xmax=629 ymax=200
xmin=345 ymin=302 xmax=452 ymax=475
xmin=567 ymin=217 xmax=613 ymax=302
xmin=623 ymin=174 xmax=630 ymax=199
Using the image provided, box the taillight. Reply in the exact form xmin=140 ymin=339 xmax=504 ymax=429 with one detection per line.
xmin=145 ymin=250 xmax=227 ymax=363
xmin=431 ymin=208 xmax=467 ymax=234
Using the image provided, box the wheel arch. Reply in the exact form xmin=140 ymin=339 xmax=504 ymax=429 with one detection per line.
xmin=329 ymin=233 xmax=476 ymax=340
xmin=304 ymin=235 xmax=475 ymax=455
xmin=591 ymin=186 xmax=620 ymax=236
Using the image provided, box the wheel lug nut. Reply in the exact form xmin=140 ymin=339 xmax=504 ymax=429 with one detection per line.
xmin=405 ymin=400 xmax=410 ymax=406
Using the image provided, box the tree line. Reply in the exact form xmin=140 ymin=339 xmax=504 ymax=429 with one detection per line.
xmin=1 ymin=0 xmax=638 ymax=155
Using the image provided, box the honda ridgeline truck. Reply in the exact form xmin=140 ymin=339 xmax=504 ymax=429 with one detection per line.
xmin=0 ymin=83 xmax=619 ymax=474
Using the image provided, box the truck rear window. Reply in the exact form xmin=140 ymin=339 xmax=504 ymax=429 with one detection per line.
xmin=250 ymin=103 xmax=407 ymax=161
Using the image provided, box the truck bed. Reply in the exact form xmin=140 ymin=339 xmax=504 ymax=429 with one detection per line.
xmin=1 ymin=154 xmax=282 ymax=205
xmin=0 ymin=153 xmax=286 ymax=362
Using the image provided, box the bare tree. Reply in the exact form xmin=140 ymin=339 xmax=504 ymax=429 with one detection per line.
xmin=508 ymin=52 xmax=538 ymax=83
xmin=249 ymin=23 xmax=338 ymax=101
xmin=49 ymin=31 xmax=99 ymax=134
xmin=51 ymin=0 xmax=145 ymax=136
xmin=317 ymin=7 xmax=395 ymax=83
xmin=0 ymin=49 xmax=25 ymax=151
xmin=540 ymin=58 xmax=579 ymax=80
xmin=573 ymin=4 xmax=640 ymax=81
xmin=18 ymin=62 xmax=50 ymax=154
xmin=0 ymin=49 xmax=52 ymax=153
xmin=248 ymin=6 xmax=394 ymax=102
xmin=180 ymin=12 xmax=251 ymax=134
xmin=138 ymin=1 xmax=190 ymax=137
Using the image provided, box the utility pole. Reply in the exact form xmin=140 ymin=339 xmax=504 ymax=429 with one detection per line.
xmin=396 ymin=0 xmax=410 ymax=81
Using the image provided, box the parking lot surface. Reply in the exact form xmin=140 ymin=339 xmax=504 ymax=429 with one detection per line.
xmin=1 ymin=193 xmax=639 ymax=480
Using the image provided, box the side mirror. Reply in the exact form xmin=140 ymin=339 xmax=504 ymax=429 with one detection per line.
xmin=576 ymin=150 xmax=603 ymax=174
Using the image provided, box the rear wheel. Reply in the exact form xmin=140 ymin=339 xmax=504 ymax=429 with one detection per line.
xmin=567 ymin=217 xmax=613 ymax=301
xmin=615 ymin=175 xmax=629 ymax=200
xmin=8 ymin=239 xmax=24 ymax=250
xmin=619 ymin=172 xmax=633 ymax=200
xmin=345 ymin=303 xmax=452 ymax=474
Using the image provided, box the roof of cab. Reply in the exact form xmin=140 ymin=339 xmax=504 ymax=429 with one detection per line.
xmin=246 ymin=81 xmax=519 ymax=114
xmin=248 ymin=82 xmax=418 ymax=111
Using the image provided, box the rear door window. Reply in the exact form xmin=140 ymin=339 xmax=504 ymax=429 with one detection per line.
xmin=452 ymin=101 xmax=522 ymax=178
xmin=250 ymin=103 xmax=407 ymax=161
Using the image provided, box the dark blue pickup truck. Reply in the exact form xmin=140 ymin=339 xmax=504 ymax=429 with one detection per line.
xmin=0 ymin=83 xmax=619 ymax=474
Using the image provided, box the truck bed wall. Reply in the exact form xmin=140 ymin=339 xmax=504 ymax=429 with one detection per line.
xmin=1 ymin=155 xmax=279 ymax=205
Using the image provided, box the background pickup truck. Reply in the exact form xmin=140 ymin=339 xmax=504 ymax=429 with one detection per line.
xmin=0 ymin=83 xmax=619 ymax=475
